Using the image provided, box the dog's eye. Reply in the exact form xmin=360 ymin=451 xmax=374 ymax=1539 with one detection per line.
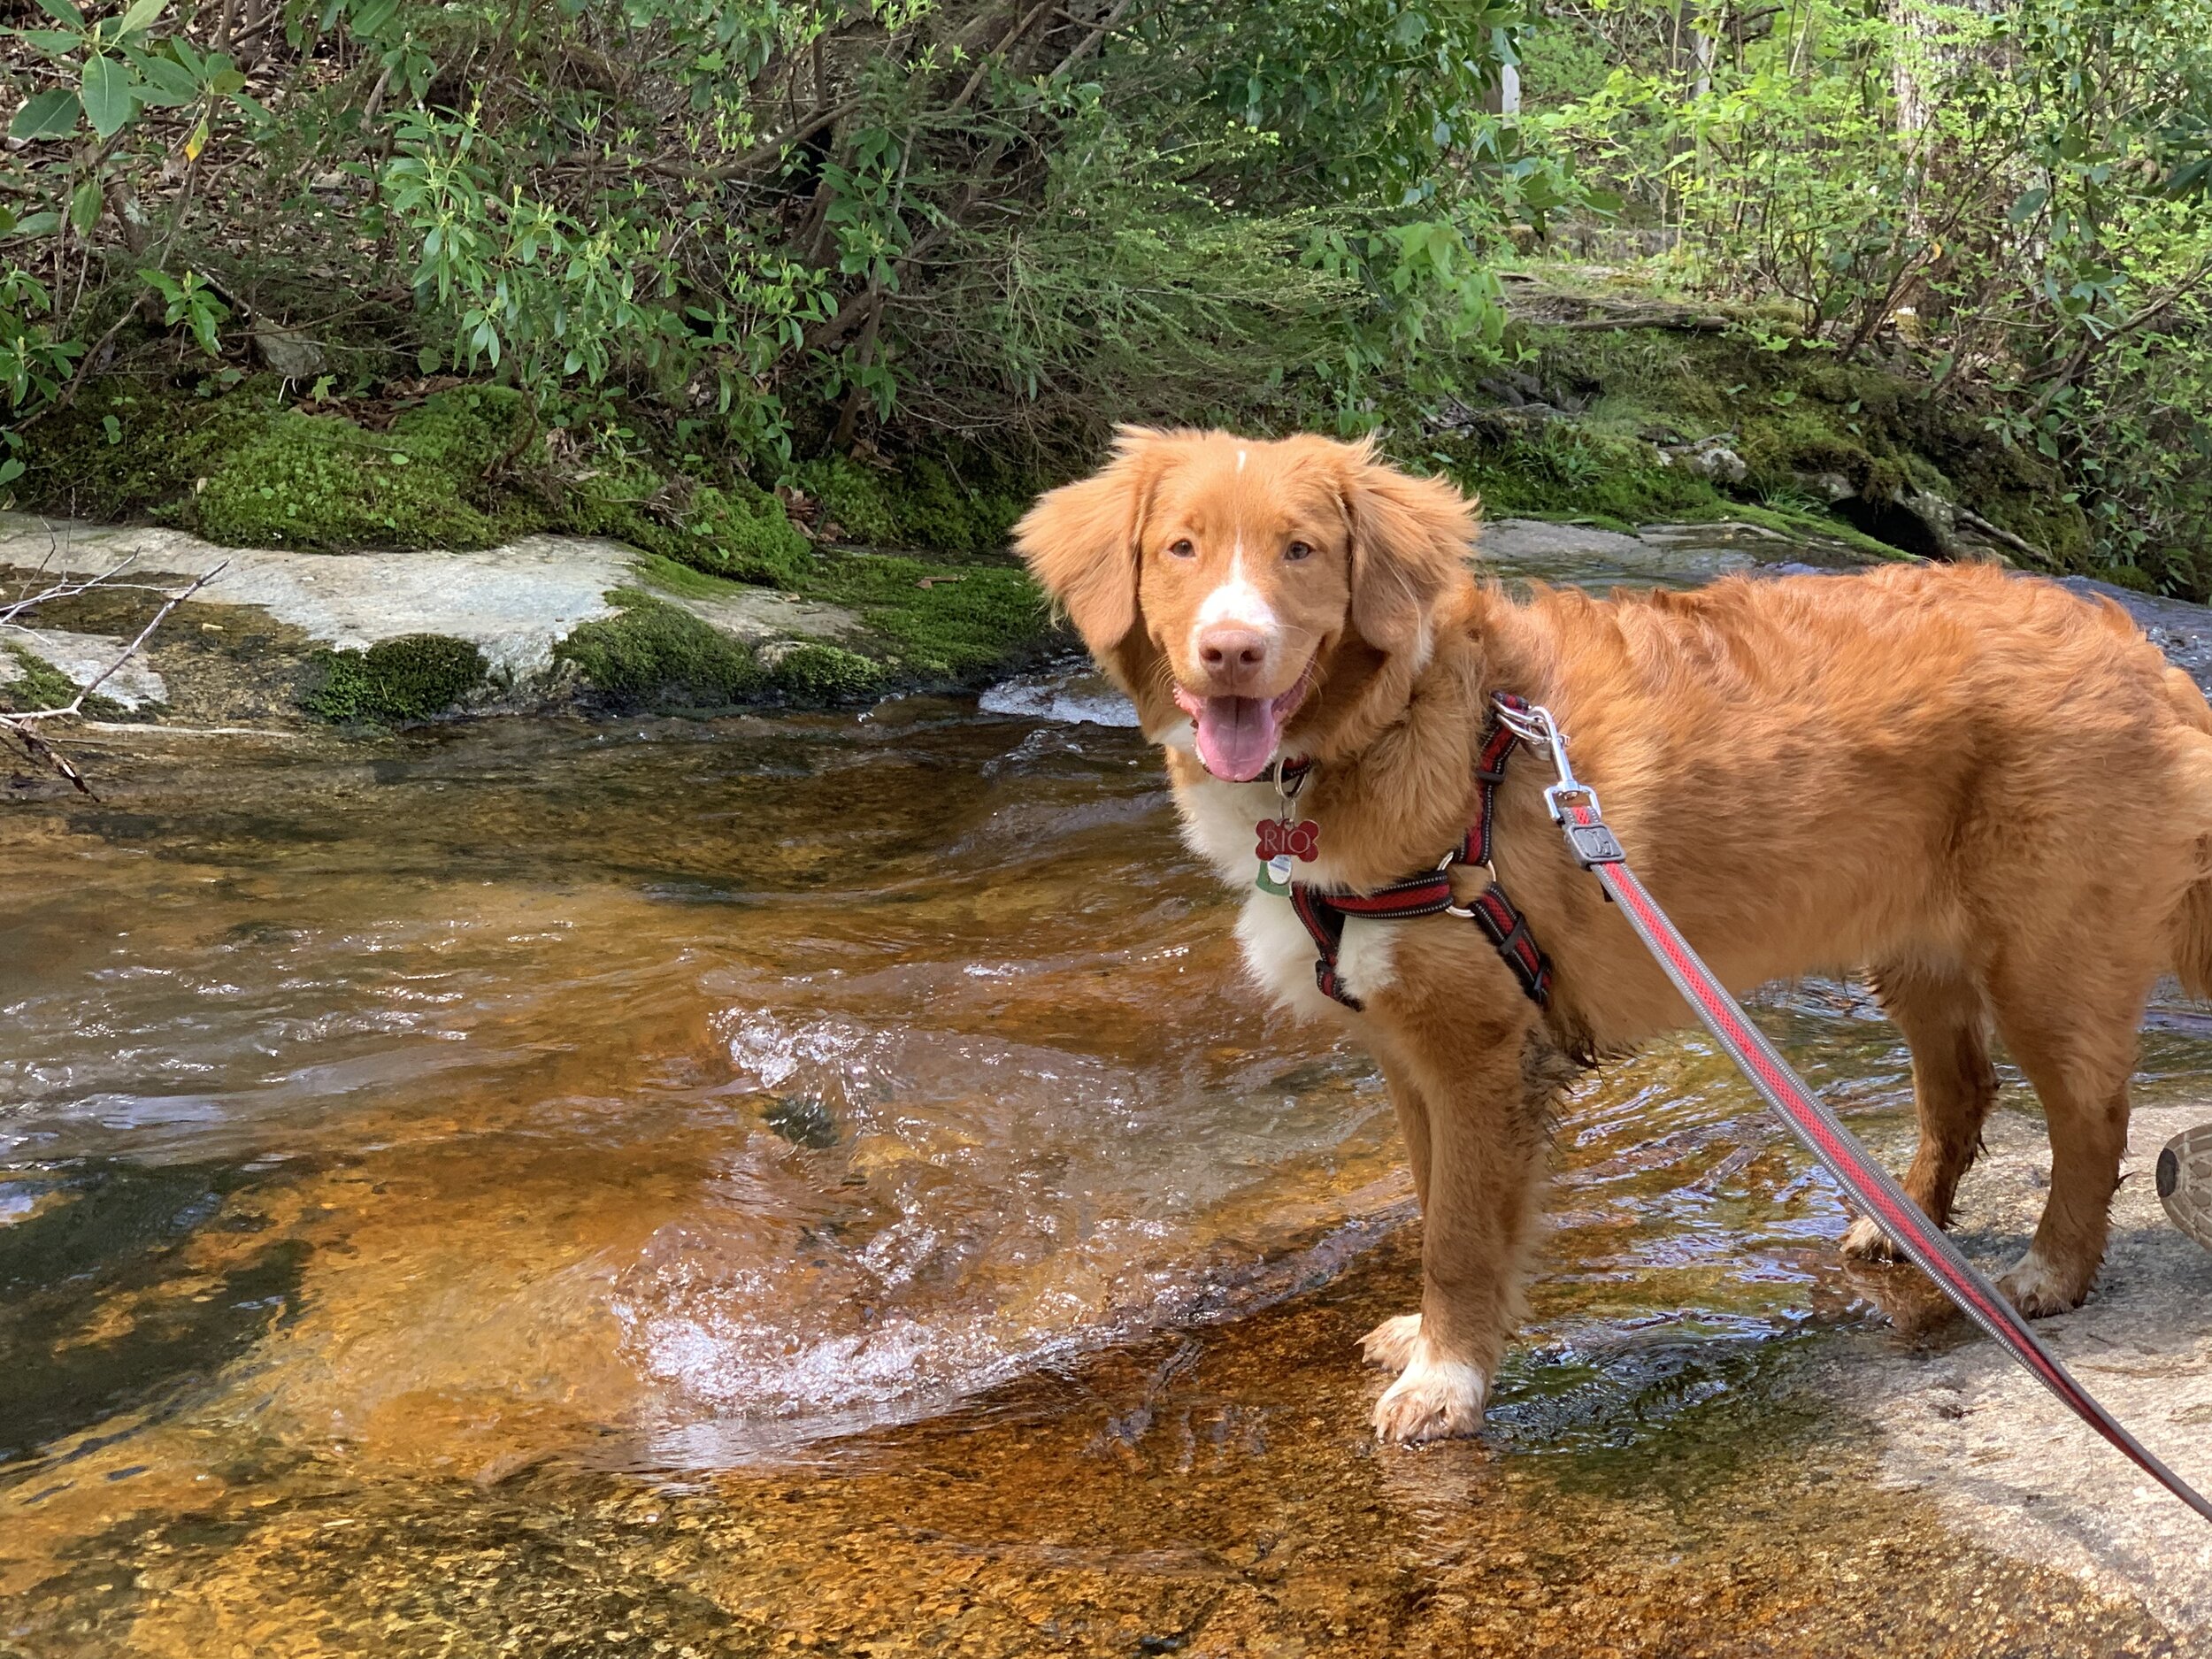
xmin=1167 ymin=539 xmax=1195 ymax=558
xmin=1285 ymin=541 xmax=1314 ymax=562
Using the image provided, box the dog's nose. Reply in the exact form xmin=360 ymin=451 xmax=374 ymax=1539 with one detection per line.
xmin=1197 ymin=625 xmax=1271 ymax=687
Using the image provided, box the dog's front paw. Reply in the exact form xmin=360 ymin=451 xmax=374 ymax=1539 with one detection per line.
xmin=1358 ymin=1313 xmax=1422 ymax=1370
xmin=1371 ymin=1345 xmax=1486 ymax=1444
xmin=1997 ymin=1248 xmax=2092 ymax=1317
xmin=1840 ymin=1215 xmax=1902 ymax=1263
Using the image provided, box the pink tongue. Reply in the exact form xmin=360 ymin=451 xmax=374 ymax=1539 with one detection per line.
xmin=1194 ymin=695 xmax=1281 ymax=782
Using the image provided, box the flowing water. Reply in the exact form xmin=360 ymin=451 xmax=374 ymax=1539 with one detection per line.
xmin=0 ymin=526 xmax=2203 ymax=1654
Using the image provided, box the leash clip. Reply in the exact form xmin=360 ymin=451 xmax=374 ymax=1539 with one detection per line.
xmin=1491 ymin=695 xmax=1623 ymax=867
xmin=1490 ymin=696 xmax=1602 ymax=825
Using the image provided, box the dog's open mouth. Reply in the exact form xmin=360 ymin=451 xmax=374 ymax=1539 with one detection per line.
xmin=1172 ymin=658 xmax=1316 ymax=782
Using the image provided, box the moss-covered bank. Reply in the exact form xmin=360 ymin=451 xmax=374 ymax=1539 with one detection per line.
xmin=18 ymin=300 xmax=2112 ymax=723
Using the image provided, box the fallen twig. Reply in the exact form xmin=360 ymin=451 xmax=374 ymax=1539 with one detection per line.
xmin=1 ymin=560 xmax=227 ymax=796
xmin=80 ymin=721 xmax=305 ymax=739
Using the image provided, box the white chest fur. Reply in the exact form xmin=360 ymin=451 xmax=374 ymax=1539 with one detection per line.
xmin=1173 ymin=771 xmax=1400 ymax=1017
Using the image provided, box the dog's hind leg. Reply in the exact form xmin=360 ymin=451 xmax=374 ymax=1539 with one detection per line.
xmin=1984 ymin=953 xmax=2156 ymax=1316
xmin=1843 ymin=958 xmax=1997 ymax=1262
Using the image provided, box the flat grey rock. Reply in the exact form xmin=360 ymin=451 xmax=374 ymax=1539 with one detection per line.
xmin=1479 ymin=516 xmax=1861 ymax=592
xmin=0 ymin=515 xmax=858 ymax=701
xmin=1828 ymin=1096 xmax=2212 ymax=1632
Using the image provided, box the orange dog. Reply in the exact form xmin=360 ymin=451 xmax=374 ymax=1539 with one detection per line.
xmin=1016 ymin=427 xmax=2212 ymax=1443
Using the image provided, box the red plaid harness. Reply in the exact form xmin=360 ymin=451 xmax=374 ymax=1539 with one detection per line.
xmin=1283 ymin=693 xmax=1553 ymax=1013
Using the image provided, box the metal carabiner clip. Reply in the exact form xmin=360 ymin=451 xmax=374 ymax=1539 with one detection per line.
xmin=1491 ymin=695 xmax=1602 ymax=824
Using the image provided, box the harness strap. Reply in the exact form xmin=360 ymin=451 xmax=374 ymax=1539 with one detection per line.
xmin=1522 ymin=740 xmax=2212 ymax=1525
xmin=1286 ymin=701 xmax=1552 ymax=1013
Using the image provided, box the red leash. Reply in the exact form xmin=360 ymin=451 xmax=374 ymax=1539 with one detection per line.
xmin=1492 ymin=696 xmax=2212 ymax=1526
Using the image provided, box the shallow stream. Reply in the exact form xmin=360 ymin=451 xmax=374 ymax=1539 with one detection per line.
xmin=2 ymin=526 xmax=2203 ymax=1654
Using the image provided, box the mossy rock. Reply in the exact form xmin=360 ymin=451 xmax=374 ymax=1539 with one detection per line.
xmin=186 ymin=390 xmax=540 ymax=549
xmin=302 ymin=634 xmax=488 ymax=724
xmin=24 ymin=384 xmax=258 ymax=518
xmin=795 ymin=552 xmax=1048 ymax=681
xmin=1494 ymin=323 xmax=2099 ymax=565
xmin=552 ymin=589 xmax=765 ymax=710
xmin=1429 ymin=423 xmax=1723 ymax=527
xmin=767 ymin=641 xmax=886 ymax=703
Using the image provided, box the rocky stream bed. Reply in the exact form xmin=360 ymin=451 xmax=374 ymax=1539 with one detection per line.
xmin=3 ymin=512 xmax=2212 ymax=1654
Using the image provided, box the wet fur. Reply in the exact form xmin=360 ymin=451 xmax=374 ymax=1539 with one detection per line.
xmin=1017 ymin=427 xmax=2212 ymax=1440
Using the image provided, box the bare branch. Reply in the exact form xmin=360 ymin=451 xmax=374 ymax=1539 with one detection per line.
xmin=0 ymin=561 xmax=227 ymax=795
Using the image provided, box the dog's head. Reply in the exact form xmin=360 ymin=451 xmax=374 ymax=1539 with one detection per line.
xmin=1014 ymin=429 xmax=1477 ymax=780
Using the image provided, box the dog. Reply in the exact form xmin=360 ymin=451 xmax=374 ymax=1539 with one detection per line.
xmin=1014 ymin=426 xmax=2212 ymax=1443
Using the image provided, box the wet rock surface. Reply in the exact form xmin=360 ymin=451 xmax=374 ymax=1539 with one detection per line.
xmin=1826 ymin=1095 xmax=2212 ymax=1634
xmin=2062 ymin=577 xmax=2212 ymax=695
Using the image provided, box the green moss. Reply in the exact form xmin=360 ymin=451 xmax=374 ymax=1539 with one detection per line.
xmin=1463 ymin=323 xmax=2093 ymax=565
xmin=29 ymin=382 xmax=547 ymax=551
xmin=791 ymin=455 xmax=1025 ymax=557
xmin=632 ymin=552 xmax=749 ymax=602
xmin=302 ymin=634 xmax=488 ymax=724
xmin=0 ymin=644 xmax=127 ymax=718
xmin=187 ymin=390 xmax=541 ymax=549
xmin=1428 ymin=423 xmax=1724 ymax=526
xmin=552 ymin=589 xmax=765 ymax=710
xmin=769 ymin=641 xmax=887 ymax=702
xmin=795 ymin=553 xmax=1048 ymax=681
xmin=568 ymin=471 xmax=811 ymax=587
xmin=25 ymin=386 xmax=259 ymax=518
xmin=793 ymin=457 xmax=901 ymax=546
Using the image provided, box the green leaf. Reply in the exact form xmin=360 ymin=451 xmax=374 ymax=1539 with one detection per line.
xmin=2166 ymin=157 xmax=2212 ymax=198
xmin=31 ymin=0 xmax=84 ymax=27
xmin=112 ymin=0 xmax=169 ymax=37
xmin=9 ymin=86 xmax=81 ymax=140
xmin=349 ymin=0 xmax=399 ymax=38
xmin=21 ymin=29 xmax=84 ymax=56
xmin=2 ymin=210 xmax=63 ymax=239
xmin=81 ymin=53 xmax=137 ymax=139
xmin=135 ymin=50 xmax=197 ymax=100
xmin=69 ymin=175 xmax=103 ymax=235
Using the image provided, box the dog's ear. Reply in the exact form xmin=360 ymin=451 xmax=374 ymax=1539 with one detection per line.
xmin=1015 ymin=427 xmax=1173 ymax=659
xmin=1335 ymin=439 xmax=1477 ymax=660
